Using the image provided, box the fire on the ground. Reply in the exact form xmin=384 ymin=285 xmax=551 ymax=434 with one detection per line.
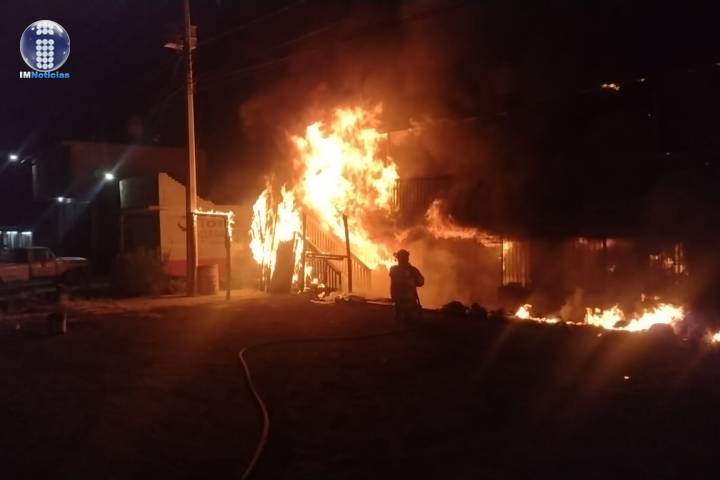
xmin=516 ymin=303 xmax=720 ymax=344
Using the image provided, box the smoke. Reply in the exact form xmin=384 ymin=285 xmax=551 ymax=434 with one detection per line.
xmin=209 ymin=2 xmax=720 ymax=322
xmin=234 ymin=1 xmax=512 ymax=159
xmin=225 ymin=1 xmax=568 ymax=308
xmin=406 ymin=236 xmax=500 ymax=308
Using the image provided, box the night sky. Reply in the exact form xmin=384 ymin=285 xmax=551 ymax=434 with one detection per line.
xmin=1 ymin=0 xmax=720 ymax=233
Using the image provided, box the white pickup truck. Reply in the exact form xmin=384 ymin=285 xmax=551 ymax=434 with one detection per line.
xmin=0 ymin=247 xmax=89 ymax=286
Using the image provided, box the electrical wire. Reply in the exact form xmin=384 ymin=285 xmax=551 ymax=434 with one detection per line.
xmin=194 ymin=0 xmax=469 ymax=92
xmin=237 ymin=324 xmax=418 ymax=479
xmin=199 ymin=0 xmax=307 ymax=46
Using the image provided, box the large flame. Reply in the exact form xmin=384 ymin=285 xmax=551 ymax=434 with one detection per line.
xmin=249 ymin=185 xmax=302 ymax=277
xmin=249 ymin=106 xmax=399 ymax=284
xmin=249 ymin=187 xmax=271 ymax=266
xmin=293 ymin=106 xmax=398 ymax=268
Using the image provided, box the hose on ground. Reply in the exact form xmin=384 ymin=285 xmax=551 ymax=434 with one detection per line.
xmin=237 ymin=327 xmax=416 ymax=480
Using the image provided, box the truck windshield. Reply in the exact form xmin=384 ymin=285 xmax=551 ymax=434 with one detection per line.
xmin=0 ymin=249 xmax=27 ymax=263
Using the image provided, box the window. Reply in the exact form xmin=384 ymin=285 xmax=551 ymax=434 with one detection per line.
xmin=0 ymin=249 xmax=28 ymax=263
xmin=31 ymin=248 xmax=51 ymax=263
xmin=19 ymin=231 xmax=33 ymax=248
xmin=4 ymin=231 xmax=18 ymax=248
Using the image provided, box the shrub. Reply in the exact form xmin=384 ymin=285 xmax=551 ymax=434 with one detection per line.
xmin=111 ymin=249 xmax=169 ymax=297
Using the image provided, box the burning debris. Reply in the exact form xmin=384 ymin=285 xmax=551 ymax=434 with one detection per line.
xmin=513 ymin=300 xmax=690 ymax=335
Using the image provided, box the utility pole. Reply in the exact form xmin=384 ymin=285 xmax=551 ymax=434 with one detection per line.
xmin=183 ymin=0 xmax=198 ymax=296
xmin=164 ymin=1 xmax=198 ymax=295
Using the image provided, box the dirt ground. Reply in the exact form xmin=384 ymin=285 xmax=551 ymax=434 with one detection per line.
xmin=1 ymin=292 xmax=719 ymax=479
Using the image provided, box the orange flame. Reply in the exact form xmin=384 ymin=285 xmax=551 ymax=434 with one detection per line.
xmin=514 ymin=301 xmax=685 ymax=333
xmin=513 ymin=304 xmax=560 ymax=324
xmin=249 ymin=105 xmax=399 ymax=284
xmin=585 ymin=303 xmax=684 ymax=332
xmin=249 ymin=187 xmax=271 ymax=266
xmin=293 ymin=106 xmax=398 ymax=268
xmin=515 ymin=304 xmax=532 ymax=319
xmin=425 ymin=199 xmax=500 ymax=246
xmin=249 ymin=185 xmax=302 ymax=277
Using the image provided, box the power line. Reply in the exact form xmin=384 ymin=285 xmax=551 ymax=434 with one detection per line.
xmin=261 ymin=16 xmax=345 ymax=53
xmin=194 ymin=0 xmax=470 ymax=92
xmin=199 ymin=0 xmax=307 ymax=46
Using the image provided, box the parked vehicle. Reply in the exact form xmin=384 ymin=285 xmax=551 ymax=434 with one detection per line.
xmin=0 ymin=247 xmax=89 ymax=287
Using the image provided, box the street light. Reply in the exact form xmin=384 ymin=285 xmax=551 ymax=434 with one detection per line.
xmin=8 ymin=153 xmax=19 ymax=162
xmin=103 ymin=171 xmax=115 ymax=181
xmin=601 ymin=82 xmax=621 ymax=92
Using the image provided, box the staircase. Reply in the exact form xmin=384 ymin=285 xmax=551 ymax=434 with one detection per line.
xmin=302 ymin=213 xmax=373 ymax=292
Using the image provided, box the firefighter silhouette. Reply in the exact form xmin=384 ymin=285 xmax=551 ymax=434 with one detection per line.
xmin=389 ymin=249 xmax=424 ymax=321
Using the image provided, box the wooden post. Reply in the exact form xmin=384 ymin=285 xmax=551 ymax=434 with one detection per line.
xmin=299 ymin=211 xmax=307 ymax=292
xmin=225 ymin=216 xmax=231 ymax=300
xmin=343 ymin=214 xmax=352 ymax=294
xmin=183 ymin=0 xmax=199 ymax=297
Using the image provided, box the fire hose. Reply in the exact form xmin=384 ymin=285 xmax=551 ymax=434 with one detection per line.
xmin=237 ymin=326 xmax=418 ymax=480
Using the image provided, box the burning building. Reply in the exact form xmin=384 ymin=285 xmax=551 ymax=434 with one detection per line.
xmin=245 ymin=106 xmax=508 ymax=306
xmin=242 ymin=103 xmax=709 ymax=339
